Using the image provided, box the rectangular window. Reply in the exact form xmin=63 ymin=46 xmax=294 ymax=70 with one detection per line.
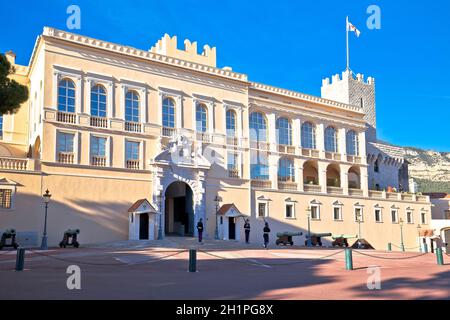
xmin=286 ymin=204 xmax=293 ymax=219
xmin=355 ymin=208 xmax=363 ymax=222
xmin=406 ymin=211 xmax=413 ymax=224
xmin=227 ymin=152 xmax=238 ymax=171
xmin=333 ymin=207 xmax=342 ymax=221
xmin=90 ymin=136 xmax=107 ymax=157
xmin=0 ymin=189 xmax=12 ymax=209
xmin=374 ymin=209 xmax=382 ymax=222
xmin=57 ymin=132 xmax=75 ymax=153
xmin=421 ymin=212 xmax=427 ymax=224
xmin=258 ymin=203 xmax=267 ymax=218
xmin=391 ymin=210 xmax=398 ymax=223
xmin=311 ymin=205 xmax=320 ymax=220
xmin=125 ymin=141 xmax=140 ymax=161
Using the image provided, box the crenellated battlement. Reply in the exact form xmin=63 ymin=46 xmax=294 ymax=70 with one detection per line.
xmin=150 ymin=34 xmax=217 ymax=67
xmin=322 ymin=69 xmax=375 ymax=87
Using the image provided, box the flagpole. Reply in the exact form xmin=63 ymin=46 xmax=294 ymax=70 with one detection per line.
xmin=346 ymin=16 xmax=350 ymax=71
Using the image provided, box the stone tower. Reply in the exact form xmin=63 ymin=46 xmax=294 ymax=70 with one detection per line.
xmin=321 ymin=69 xmax=377 ymax=142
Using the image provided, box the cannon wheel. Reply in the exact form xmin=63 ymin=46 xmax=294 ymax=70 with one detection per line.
xmin=74 ymin=242 xmax=79 ymax=248
xmin=13 ymin=243 xmax=18 ymax=250
xmin=289 ymin=241 xmax=294 ymax=246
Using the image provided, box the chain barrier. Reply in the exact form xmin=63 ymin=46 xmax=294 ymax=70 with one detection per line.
xmin=27 ymin=249 xmax=187 ymax=267
xmin=199 ymin=249 xmax=346 ymax=267
xmin=353 ymin=250 xmax=428 ymax=260
xmin=390 ymin=244 xmax=421 ymax=250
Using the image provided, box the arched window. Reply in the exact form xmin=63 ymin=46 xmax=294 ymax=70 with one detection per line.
xmin=325 ymin=126 xmax=338 ymax=153
xmin=346 ymin=130 xmax=359 ymax=156
xmin=91 ymin=85 xmax=107 ymax=118
xmin=58 ymin=78 xmax=76 ymax=113
xmin=276 ymin=117 xmax=292 ymax=145
xmin=278 ymin=158 xmax=295 ymax=182
xmin=196 ymin=104 xmax=208 ymax=133
xmin=226 ymin=109 xmax=236 ymax=137
xmin=162 ymin=97 xmax=175 ymax=128
xmin=249 ymin=112 xmax=267 ymax=142
xmin=301 ymin=122 xmax=316 ymax=149
xmin=125 ymin=91 xmax=140 ymax=123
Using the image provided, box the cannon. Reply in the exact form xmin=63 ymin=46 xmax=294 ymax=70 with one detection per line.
xmin=0 ymin=228 xmax=19 ymax=250
xmin=305 ymin=233 xmax=332 ymax=247
xmin=331 ymin=235 xmax=358 ymax=248
xmin=59 ymin=229 xmax=80 ymax=248
xmin=276 ymin=232 xmax=303 ymax=246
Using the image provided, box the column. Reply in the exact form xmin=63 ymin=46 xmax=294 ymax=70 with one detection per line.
xmin=140 ymin=88 xmax=147 ymax=123
xmin=75 ymin=77 xmax=83 ymax=115
xmin=317 ymin=123 xmax=325 ymax=158
xmin=339 ymin=128 xmax=347 ymax=160
xmin=157 ymin=93 xmax=163 ymax=126
xmin=267 ymin=113 xmax=277 ymax=151
xmin=120 ymin=84 xmax=126 ymax=120
xmin=176 ymin=96 xmax=183 ymax=129
xmin=295 ymin=158 xmax=305 ymax=192
xmin=52 ymin=72 xmax=60 ymax=109
xmin=108 ymin=82 xmax=114 ymax=118
xmin=292 ymin=118 xmax=301 ymax=153
xmin=237 ymin=107 xmax=243 ymax=147
xmin=359 ymin=131 xmax=367 ymax=164
xmin=340 ymin=164 xmax=350 ymax=196
xmin=269 ymin=154 xmax=280 ymax=189
xmin=208 ymin=102 xmax=214 ymax=135
xmin=360 ymin=165 xmax=369 ymax=197
xmin=318 ymin=161 xmax=328 ymax=194
xmin=84 ymin=79 xmax=92 ymax=115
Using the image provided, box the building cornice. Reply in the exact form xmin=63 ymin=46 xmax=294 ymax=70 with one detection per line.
xmin=42 ymin=27 xmax=249 ymax=83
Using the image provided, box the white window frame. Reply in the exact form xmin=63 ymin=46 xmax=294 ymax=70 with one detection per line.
xmin=89 ymin=133 xmax=111 ymax=167
xmin=53 ymin=65 xmax=83 ymax=113
xmin=284 ymin=198 xmax=297 ymax=219
xmin=256 ymin=196 xmax=271 ymax=218
xmin=309 ymin=200 xmax=322 ymax=220
xmin=121 ymin=81 xmax=147 ymax=124
xmin=55 ymin=129 xmax=79 ymax=164
xmin=226 ymin=151 xmax=241 ymax=177
xmin=354 ymin=204 xmax=364 ymax=222
xmin=85 ymin=73 xmax=114 ymax=118
xmin=332 ymin=201 xmax=343 ymax=221
xmin=193 ymin=98 xmax=214 ymax=135
xmin=374 ymin=205 xmax=383 ymax=223
xmin=391 ymin=208 xmax=399 ymax=223
xmin=420 ymin=210 xmax=427 ymax=224
xmin=406 ymin=209 xmax=414 ymax=224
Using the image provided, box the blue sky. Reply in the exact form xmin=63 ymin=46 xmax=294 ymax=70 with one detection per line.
xmin=2 ymin=0 xmax=449 ymax=151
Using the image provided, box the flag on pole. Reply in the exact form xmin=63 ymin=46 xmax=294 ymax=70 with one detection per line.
xmin=347 ymin=20 xmax=361 ymax=37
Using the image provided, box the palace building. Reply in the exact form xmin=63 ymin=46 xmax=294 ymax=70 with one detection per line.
xmin=0 ymin=27 xmax=431 ymax=249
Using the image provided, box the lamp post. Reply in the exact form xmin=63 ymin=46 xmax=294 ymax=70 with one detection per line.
xmin=356 ymin=211 xmax=362 ymax=240
xmin=157 ymin=195 xmax=163 ymax=240
xmin=306 ymin=206 xmax=312 ymax=247
xmin=40 ymin=189 xmax=51 ymax=250
xmin=214 ymin=195 xmax=222 ymax=240
xmin=399 ymin=218 xmax=405 ymax=252
xmin=417 ymin=224 xmax=421 ymax=251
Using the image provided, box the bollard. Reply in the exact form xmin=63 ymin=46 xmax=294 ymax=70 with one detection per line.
xmin=189 ymin=249 xmax=197 ymax=272
xmin=401 ymin=244 xmax=405 ymax=252
xmin=345 ymin=248 xmax=353 ymax=270
xmin=422 ymin=243 xmax=428 ymax=253
xmin=436 ymin=248 xmax=444 ymax=266
xmin=387 ymin=243 xmax=392 ymax=251
xmin=15 ymin=248 xmax=25 ymax=271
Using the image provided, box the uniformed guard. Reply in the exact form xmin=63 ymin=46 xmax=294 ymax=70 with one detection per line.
xmin=197 ymin=218 xmax=204 ymax=243
xmin=263 ymin=222 xmax=271 ymax=249
xmin=244 ymin=219 xmax=251 ymax=244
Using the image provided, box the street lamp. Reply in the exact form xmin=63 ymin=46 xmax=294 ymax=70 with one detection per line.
xmin=417 ymin=224 xmax=421 ymax=251
xmin=214 ymin=195 xmax=222 ymax=240
xmin=306 ymin=206 xmax=312 ymax=247
xmin=399 ymin=218 xmax=405 ymax=252
xmin=157 ymin=195 xmax=163 ymax=240
xmin=40 ymin=189 xmax=51 ymax=250
xmin=356 ymin=211 xmax=362 ymax=240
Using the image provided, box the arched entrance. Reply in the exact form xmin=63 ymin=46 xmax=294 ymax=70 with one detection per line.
xmin=165 ymin=181 xmax=194 ymax=237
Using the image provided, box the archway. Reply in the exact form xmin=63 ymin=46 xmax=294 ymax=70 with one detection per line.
xmin=326 ymin=163 xmax=341 ymax=187
xmin=348 ymin=166 xmax=361 ymax=189
xmin=33 ymin=136 xmax=41 ymax=159
xmin=164 ymin=181 xmax=194 ymax=237
xmin=303 ymin=160 xmax=318 ymax=185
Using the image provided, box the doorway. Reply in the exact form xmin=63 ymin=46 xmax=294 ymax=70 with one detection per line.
xmin=228 ymin=217 xmax=236 ymax=240
xmin=165 ymin=181 xmax=194 ymax=236
xmin=139 ymin=213 xmax=149 ymax=240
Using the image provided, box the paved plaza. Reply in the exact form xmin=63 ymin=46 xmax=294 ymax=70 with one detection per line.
xmin=0 ymin=238 xmax=449 ymax=300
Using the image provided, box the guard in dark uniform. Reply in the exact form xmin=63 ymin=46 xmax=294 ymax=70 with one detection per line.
xmin=197 ymin=218 xmax=204 ymax=243
xmin=263 ymin=222 xmax=271 ymax=249
xmin=244 ymin=219 xmax=251 ymax=244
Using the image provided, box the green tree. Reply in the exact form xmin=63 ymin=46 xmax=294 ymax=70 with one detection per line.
xmin=0 ymin=53 xmax=29 ymax=115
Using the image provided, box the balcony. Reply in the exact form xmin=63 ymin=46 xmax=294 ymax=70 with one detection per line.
xmin=327 ymin=186 xmax=343 ymax=195
xmin=228 ymin=168 xmax=240 ymax=179
xmin=347 ymin=155 xmax=362 ymax=164
xmin=0 ymin=157 xmax=30 ymax=171
xmin=278 ymin=144 xmax=296 ymax=155
xmin=58 ymin=152 xmax=75 ymax=164
xmin=125 ymin=121 xmax=142 ymax=133
xmin=325 ymin=152 xmax=341 ymax=161
xmin=349 ymin=188 xmax=364 ymax=197
xmin=369 ymin=190 xmax=383 ymax=198
xmin=91 ymin=156 xmax=107 ymax=167
xmin=278 ymin=181 xmax=298 ymax=191
xmin=251 ymin=179 xmax=272 ymax=189
xmin=162 ymin=127 xmax=177 ymax=137
xmin=250 ymin=141 xmax=270 ymax=150
xmin=90 ymin=116 xmax=108 ymax=128
xmin=386 ymin=192 xmax=399 ymax=200
xmin=196 ymin=132 xmax=212 ymax=143
xmin=301 ymin=148 xmax=320 ymax=158
xmin=57 ymin=111 xmax=76 ymax=124
xmin=226 ymin=136 xmax=238 ymax=146
xmin=126 ymin=159 xmax=140 ymax=170
xmin=304 ymin=184 xmax=321 ymax=193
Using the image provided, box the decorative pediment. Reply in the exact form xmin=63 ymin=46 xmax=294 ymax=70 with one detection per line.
xmin=354 ymin=202 xmax=364 ymax=208
xmin=128 ymin=199 xmax=157 ymax=214
xmin=257 ymin=195 xmax=272 ymax=202
xmin=154 ymin=134 xmax=211 ymax=169
xmin=310 ymin=199 xmax=322 ymax=205
xmin=373 ymin=203 xmax=384 ymax=209
xmin=284 ymin=197 xmax=297 ymax=203
xmin=0 ymin=178 xmax=19 ymax=186
xmin=391 ymin=204 xmax=400 ymax=210
xmin=332 ymin=200 xmax=344 ymax=207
